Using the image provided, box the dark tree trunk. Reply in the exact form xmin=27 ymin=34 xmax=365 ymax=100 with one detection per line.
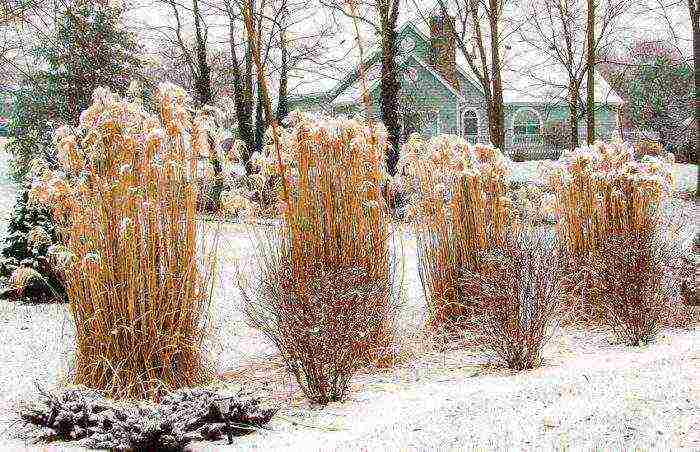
xmin=192 ymin=0 xmax=212 ymax=107
xmin=691 ymin=0 xmax=699 ymax=183
xmin=488 ymin=0 xmax=506 ymax=150
xmin=586 ymin=0 xmax=596 ymax=144
xmin=277 ymin=30 xmax=289 ymax=122
xmin=569 ymin=83 xmax=580 ymax=150
xmin=381 ymin=27 xmax=401 ymax=175
xmin=254 ymin=87 xmax=266 ymax=153
xmin=228 ymin=18 xmax=255 ymax=174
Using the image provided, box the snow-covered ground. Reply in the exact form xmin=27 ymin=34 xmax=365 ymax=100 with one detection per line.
xmin=0 ymin=154 xmax=697 ymax=450
xmin=0 ymin=226 xmax=698 ymax=451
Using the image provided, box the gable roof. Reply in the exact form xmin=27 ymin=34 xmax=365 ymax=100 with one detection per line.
xmin=329 ymin=52 xmax=465 ymax=107
xmin=290 ymin=15 xmax=624 ymax=107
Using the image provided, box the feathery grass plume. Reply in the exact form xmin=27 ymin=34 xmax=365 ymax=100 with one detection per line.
xmin=240 ymin=111 xmax=399 ymax=405
xmin=30 ymin=84 xmax=216 ymax=400
xmin=399 ymin=134 xmax=515 ymax=335
xmin=540 ymin=140 xmax=675 ymax=259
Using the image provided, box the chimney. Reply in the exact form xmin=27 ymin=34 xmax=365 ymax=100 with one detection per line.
xmin=429 ymin=14 xmax=460 ymax=91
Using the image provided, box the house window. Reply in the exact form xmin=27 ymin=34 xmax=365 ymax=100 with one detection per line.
xmin=513 ymin=107 xmax=542 ymax=136
xmin=462 ymin=110 xmax=478 ymax=137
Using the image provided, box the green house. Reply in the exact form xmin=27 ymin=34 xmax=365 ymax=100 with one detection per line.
xmin=288 ymin=15 xmax=624 ymax=159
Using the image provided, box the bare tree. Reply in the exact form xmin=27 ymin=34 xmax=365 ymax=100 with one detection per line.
xmin=218 ymin=0 xmax=338 ymax=171
xmin=148 ymin=0 xmax=213 ymax=107
xmin=688 ymin=0 xmax=699 ymax=174
xmin=321 ymin=0 xmax=403 ymax=174
xmin=519 ymin=0 xmax=629 ymax=149
xmin=423 ymin=0 xmax=520 ymax=151
xmin=586 ymin=0 xmax=596 ymax=143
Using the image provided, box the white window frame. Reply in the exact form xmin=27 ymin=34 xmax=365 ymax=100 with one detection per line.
xmin=511 ymin=107 xmax=543 ymax=145
xmin=461 ymin=108 xmax=479 ymax=138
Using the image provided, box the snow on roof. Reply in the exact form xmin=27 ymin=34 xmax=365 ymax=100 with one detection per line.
xmin=290 ymin=11 xmax=624 ymax=107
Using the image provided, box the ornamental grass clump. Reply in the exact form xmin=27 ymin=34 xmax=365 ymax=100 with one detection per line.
xmin=541 ymin=141 xmax=676 ymax=323
xmin=398 ymin=134 xmax=516 ymax=334
xmin=541 ymin=140 xmax=675 ymax=260
xmin=30 ymin=84 xmax=216 ymax=400
xmin=240 ymin=111 xmax=398 ymax=405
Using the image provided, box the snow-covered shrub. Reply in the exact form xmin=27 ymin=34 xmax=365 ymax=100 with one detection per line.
xmin=19 ymin=386 xmax=276 ymax=449
xmin=0 ymin=160 xmax=65 ymax=302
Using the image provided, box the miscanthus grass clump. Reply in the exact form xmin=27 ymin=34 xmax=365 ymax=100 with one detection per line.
xmin=541 ymin=141 xmax=686 ymax=330
xmin=30 ymin=84 xmax=217 ymax=400
xmin=541 ymin=140 xmax=675 ymax=259
xmin=398 ymin=134 xmax=516 ymax=333
xmin=240 ymin=111 xmax=399 ymax=405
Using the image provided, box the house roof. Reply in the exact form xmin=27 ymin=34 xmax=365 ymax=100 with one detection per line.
xmin=290 ymin=14 xmax=624 ymax=107
xmin=408 ymin=15 xmax=624 ymax=106
xmin=328 ymin=52 xmax=466 ymax=107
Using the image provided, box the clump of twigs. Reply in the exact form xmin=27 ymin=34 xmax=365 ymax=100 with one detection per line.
xmin=240 ymin=112 xmax=399 ymax=405
xmin=18 ymin=386 xmax=276 ymax=450
xmin=459 ymin=229 xmax=567 ymax=370
xmin=399 ymin=134 xmax=516 ymax=334
xmin=29 ymin=85 xmax=217 ymax=400
xmin=584 ymin=226 xmax=690 ymax=346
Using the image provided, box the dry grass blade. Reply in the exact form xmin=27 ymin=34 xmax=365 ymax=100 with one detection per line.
xmin=239 ymin=114 xmax=400 ymax=405
xmin=400 ymin=135 xmax=515 ymax=335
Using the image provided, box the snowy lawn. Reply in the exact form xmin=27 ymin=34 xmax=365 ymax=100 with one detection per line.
xmin=508 ymin=160 xmax=698 ymax=196
xmin=0 ymin=225 xmax=698 ymax=451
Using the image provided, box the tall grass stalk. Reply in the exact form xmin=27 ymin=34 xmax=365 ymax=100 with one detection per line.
xmin=542 ymin=141 xmax=675 ymax=259
xmin=542 ymin=141 xmax=676 ymax=324
xmin=31 ymin=85 xmax=216 ymax=400
xmin=240 ymin=114 xmax=399 ymax=404
xmin=400 ymin=135 xmax=514 ymax=333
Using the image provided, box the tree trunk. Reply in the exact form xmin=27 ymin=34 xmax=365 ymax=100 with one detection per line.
xmin=488 ymin=0 xmax=506 ymax=150
xmin=569 ymin=83 xmax=580 ymax=150
xmin=192 ymin=0 xmax=212 ymax=107
xmin=276 ymin=29 xmax=289 ymax=122
xmin=380 ymin=26 xmax=401 ymax=175
xmin=254 ymin=87 xmax=266 ymax=153
xmin=228 ymin=19 xmax=255 ymax=173
xmin=586 ymin=0 xmax=596 ymax=144
xmin=691 ymin=0 xmax=699 ymax=183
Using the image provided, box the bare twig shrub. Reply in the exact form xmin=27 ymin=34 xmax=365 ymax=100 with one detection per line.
xmin=585 ymin=224 xmax=691 ymax=345
xmin=30 ymin=85 xmax=216 ymax=400
xmin=459 ymin=229 xmax=566 ymax=370
xmin=399 ymin=135 xmax=516 ymax=334
xmin=240 ymin=113 xmax=399 ymax=405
